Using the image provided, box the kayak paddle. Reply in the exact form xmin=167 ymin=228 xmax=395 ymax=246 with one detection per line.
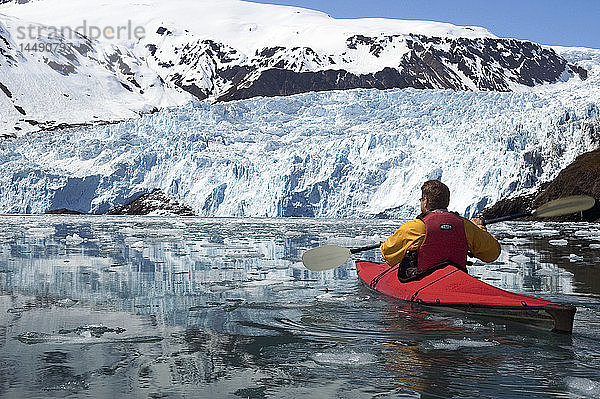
xmin=302 ymin=195 xmax=596 ymax=271
xmin=482 ymin=195 xmax=596 ymax=224
xmin=301 ymin=243 xmax=381 ymax=271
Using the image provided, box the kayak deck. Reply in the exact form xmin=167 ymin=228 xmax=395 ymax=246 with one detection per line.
xmin=356 ymin=261 xmax=576 ymax=333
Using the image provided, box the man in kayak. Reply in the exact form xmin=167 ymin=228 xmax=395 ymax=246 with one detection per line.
xmin=381 ymin=180 xmax=500 ymax=281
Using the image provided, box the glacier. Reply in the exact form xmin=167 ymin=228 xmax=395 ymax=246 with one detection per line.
xmin=1 ymin=57 xmax=600 ymax=217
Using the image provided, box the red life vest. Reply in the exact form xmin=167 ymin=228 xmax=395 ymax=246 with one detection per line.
xmin=416 ymin=211 xmax=468 ymax=272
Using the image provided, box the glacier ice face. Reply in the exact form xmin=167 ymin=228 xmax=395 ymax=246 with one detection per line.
xmin=2 ymin=54 xmax=600 ymax=217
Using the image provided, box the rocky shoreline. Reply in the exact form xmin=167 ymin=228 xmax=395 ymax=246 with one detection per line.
xmin=44 ymin=189 xmax=195 ymax=216
xmin=106 ymin=189 xmax=195 ymax=216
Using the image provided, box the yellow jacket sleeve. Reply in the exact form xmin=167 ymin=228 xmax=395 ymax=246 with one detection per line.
xmin=380 ymin=219 xmax=426 ymax=266
xmin=462 ymin=219 xmax=501 ymax=262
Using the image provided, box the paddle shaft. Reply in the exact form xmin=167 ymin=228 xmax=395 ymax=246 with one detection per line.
xmin=350 ymin=243 xmax=381 ymax=254
xmin=347 ymin=211 xmax=532 ymax=255
xmin=348 ymin=210 xmax=572 ymax=255
xmin=347 ymin=213 xmax=529 ymax=255
xmin=306 ymin=195 xmax=595 ymax=268
xmin=482 ymin=212 xmax=531 ymax=225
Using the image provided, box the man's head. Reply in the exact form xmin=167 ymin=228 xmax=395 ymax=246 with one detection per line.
xmin=420 ymin=180 xmax=450 ymax=212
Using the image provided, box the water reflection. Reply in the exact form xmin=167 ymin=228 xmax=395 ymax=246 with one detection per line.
xmin=0 ymin=216 xmax=598 ymax=398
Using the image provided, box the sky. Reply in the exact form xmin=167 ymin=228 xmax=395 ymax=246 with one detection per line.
xmin=247 ymin=0 xmax=600 ymax=49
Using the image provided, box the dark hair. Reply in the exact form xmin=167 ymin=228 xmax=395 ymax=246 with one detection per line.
xmin=421 ymin=180 xmax=450 ymax=210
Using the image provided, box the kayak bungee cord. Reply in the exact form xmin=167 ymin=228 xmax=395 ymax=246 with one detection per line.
xmin=369 ymin=264 xmax=399 ymax=289
xmin=409 ymin=268 xmax=460 ymax=303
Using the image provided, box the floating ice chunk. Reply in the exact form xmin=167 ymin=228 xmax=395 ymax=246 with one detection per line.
xmin=590 ymin=244 xmax=600 ymax=250
xmin=569 ymin=254 xmax=584 ymax=262
xmin=243 ymin=273 xmax=294 ymax=287
xmin=27 ymin=227 xmax=55 ymax=237
xmin=283 ymin=231 xmax=303 ymax=238
xmin=530 ymin=229 xmax=560 ymax=237
xmin=502 ymin=237 xmax=530 ymax=245
xmin=510 ymin=254 xmax=530 ymax=263
xmin=312 ymin=352 xmax=377 ymax=366
xmin=548 ymin=239 xmax=568 ymax=246
xmin=172 ymin=221 xmax=187 ymax=229
xmin=273 ymin=262 xmax=291 ymax=270
xmin=536 ymin=266 xmax=556 ymax=276
xmin=65 ymin=234 xmax=84 ymax=245
xmin=56 ymin=298 xmax=78 ymax=308
xmin=225 ymin=251 xmax=265 ymax=259
xmin=565 ymin=377 xmax=600 ymax=398
xmin=16 ymin=331 xmax=52 ymax=344
xmin=423 ymin=338 xmax=498 ymax=350
xmin=129 ymin=240 xmax=145 ymax=249
xmin=315 ymin=292 xmax=349 ymax=302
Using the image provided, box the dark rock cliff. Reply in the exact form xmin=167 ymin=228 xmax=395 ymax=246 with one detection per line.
xmin=146 ymin=30 xmax=587 ymax=102
xmin=107 ymin=189 xmax=195 ymax=216
xmin=482 ymin=147 xmax=600 ymax=222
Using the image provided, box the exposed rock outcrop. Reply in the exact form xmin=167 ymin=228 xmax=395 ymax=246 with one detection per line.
xmin=146 ymin=33 xmax=587 ymax=103
xmin=482 ymin=148 xmax=600 ymax=222
xmin=107 ymin=189 xmax=195 ymax=216
xmin=44 ymin=208 xmax=84 ymax=215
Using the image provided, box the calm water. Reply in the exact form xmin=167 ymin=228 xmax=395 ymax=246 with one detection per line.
xmin=0 ymin=216 xmax=599 ymax=399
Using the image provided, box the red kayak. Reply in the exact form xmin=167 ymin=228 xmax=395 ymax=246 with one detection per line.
xmin=356 ymin=261 xmax=576 ymax=333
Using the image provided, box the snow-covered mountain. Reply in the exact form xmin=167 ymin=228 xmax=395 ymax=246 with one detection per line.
xmin=0 ymin=13 xmax=191 ymax=138
xmin=0 ymin=0 xmax=590 ymax=137
xmin=144 ymin=31 xmax=586 ymax=102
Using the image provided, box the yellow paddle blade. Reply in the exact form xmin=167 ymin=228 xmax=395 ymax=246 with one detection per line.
xmin=302 ymin=245 xmax=351 ymax=271
xmin=533 ymin=195 xmax=596 ymax=218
